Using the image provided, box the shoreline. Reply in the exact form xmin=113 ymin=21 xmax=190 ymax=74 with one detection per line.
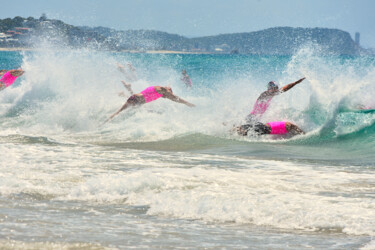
xmin=0 ymin=47 xmax=211 ymax=54
xmin=143 ymin=50 xmax=210 ymax=54
xmin=0 ymin=47 xmax=34 ymax=51
xmin=1 ymin=48 xmax=372 ymax=56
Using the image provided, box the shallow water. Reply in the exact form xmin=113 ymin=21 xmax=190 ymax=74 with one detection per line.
xmin=1 ymin=49 xmax=375 ymax=249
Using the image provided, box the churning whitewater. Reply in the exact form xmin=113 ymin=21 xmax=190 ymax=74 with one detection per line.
xmin=1 ymin=48 xmax=375 ymax=249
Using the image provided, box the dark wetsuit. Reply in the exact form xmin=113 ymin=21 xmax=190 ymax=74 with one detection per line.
xmin=237 ymin=122 xmax=271 ymax=136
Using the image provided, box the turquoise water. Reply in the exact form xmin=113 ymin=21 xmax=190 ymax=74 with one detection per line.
xmin=0 ymin=49 xmax=375 ymax=249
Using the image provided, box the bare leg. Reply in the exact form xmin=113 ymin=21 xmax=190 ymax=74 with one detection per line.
xmin=102 ymin=93 xmax=145 ymax=125
xmin=285 ymin=122 xmax=305 ymax=135
xmin=121 ymin=80 xmax=134 ymax=95
xmin=103 ymin=100 xmax=135 ymax=125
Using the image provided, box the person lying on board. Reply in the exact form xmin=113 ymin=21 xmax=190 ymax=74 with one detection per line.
xmin=104 ymin=84 xmax=195 ymax=124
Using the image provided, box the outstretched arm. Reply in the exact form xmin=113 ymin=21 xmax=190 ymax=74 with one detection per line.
xmin=9 ymin=69 xmax=25 ymax=77
xmin=164 ymin=92 xmax=195 ymax=107
xmin=281 ymin=77 xmax=305 ymax=92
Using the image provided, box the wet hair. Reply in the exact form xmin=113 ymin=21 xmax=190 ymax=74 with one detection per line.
xmin=267 ymin=81 xmax=279 ymax=90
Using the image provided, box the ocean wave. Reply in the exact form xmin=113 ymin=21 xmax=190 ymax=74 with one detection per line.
xmin=1 ymin=49 xmax=375 ymax=155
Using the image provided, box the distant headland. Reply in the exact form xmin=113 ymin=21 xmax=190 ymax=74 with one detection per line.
xmin=0 ymin=15 xmax=372 ymax=55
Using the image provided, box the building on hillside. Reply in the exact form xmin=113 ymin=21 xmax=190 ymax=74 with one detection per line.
xmin=355 ymin=32 xmax=360 ymax=46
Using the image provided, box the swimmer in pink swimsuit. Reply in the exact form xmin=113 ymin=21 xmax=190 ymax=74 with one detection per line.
xmin=246 ymin=77 xmax=306 ymax=123
xmin=0 ymin=69 xmax=25 ymax=91
xmin=236 ymin=121 xmax=304 ymax=136
xmin=236 ymin=77 xmax=306 ymax=136
xmin=104 ymin=84 xmax=195 ymax=124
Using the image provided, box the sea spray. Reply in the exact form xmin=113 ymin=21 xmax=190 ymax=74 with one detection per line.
xmin=1 ymin=48 xmax=375 ymax=249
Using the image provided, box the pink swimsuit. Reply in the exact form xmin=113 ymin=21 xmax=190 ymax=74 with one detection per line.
xmin=141 ymin=86 xmax=163 ymax=103
xmin=267 ymin=121 xmax=288 ymax=134
xmin=0 ymin=71 xmax=19 ymax=88
xmin=250 ymin=97 xmax=274 ymax=116
xmin=250 ymin=90 xmax=282 ymax=118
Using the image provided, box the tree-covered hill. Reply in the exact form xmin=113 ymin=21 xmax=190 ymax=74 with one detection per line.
xmin=0 ymin=16 xmax=368 ymax=55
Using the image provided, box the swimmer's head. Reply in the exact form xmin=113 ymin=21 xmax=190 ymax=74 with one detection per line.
xmin=267 ymin=81 xmax=279 ymax=91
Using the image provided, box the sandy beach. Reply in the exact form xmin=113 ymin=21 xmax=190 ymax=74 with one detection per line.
xmin=0 ymin=47 xmax=34 ymax=51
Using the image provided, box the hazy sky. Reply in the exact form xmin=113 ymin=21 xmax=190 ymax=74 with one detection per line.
xmin=1 ymin=0 xmax=375 ymax=48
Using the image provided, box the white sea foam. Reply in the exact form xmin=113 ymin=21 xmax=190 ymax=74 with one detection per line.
xmin=0 ymin=240 xmax=114 ymax=250
xmin=1 ymin=49 xmax=375 ymax=249
xmin=361 ymin=238 xmax=375 ymax=250
xmin=1 ymin=143 xmax=374 ymax=236
xmin=1 ymin=46 xmax=375 ymax=144
xmin=71 ymin=163 xmax=375 ymax=236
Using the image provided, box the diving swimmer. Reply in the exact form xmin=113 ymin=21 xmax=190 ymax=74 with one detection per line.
xmin=246 ymin=77 xmax=305 ymax=123
xmin=234 ymin=77 xmax=306 ymax=137
xmin=104 ymin=84 xmax=195 ymax=124
xmin=0 ymin=69 xmax=25 ymax=91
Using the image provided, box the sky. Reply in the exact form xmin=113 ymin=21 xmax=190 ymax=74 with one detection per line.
xmin=1 ymin=0 xmax=375 ymax=48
